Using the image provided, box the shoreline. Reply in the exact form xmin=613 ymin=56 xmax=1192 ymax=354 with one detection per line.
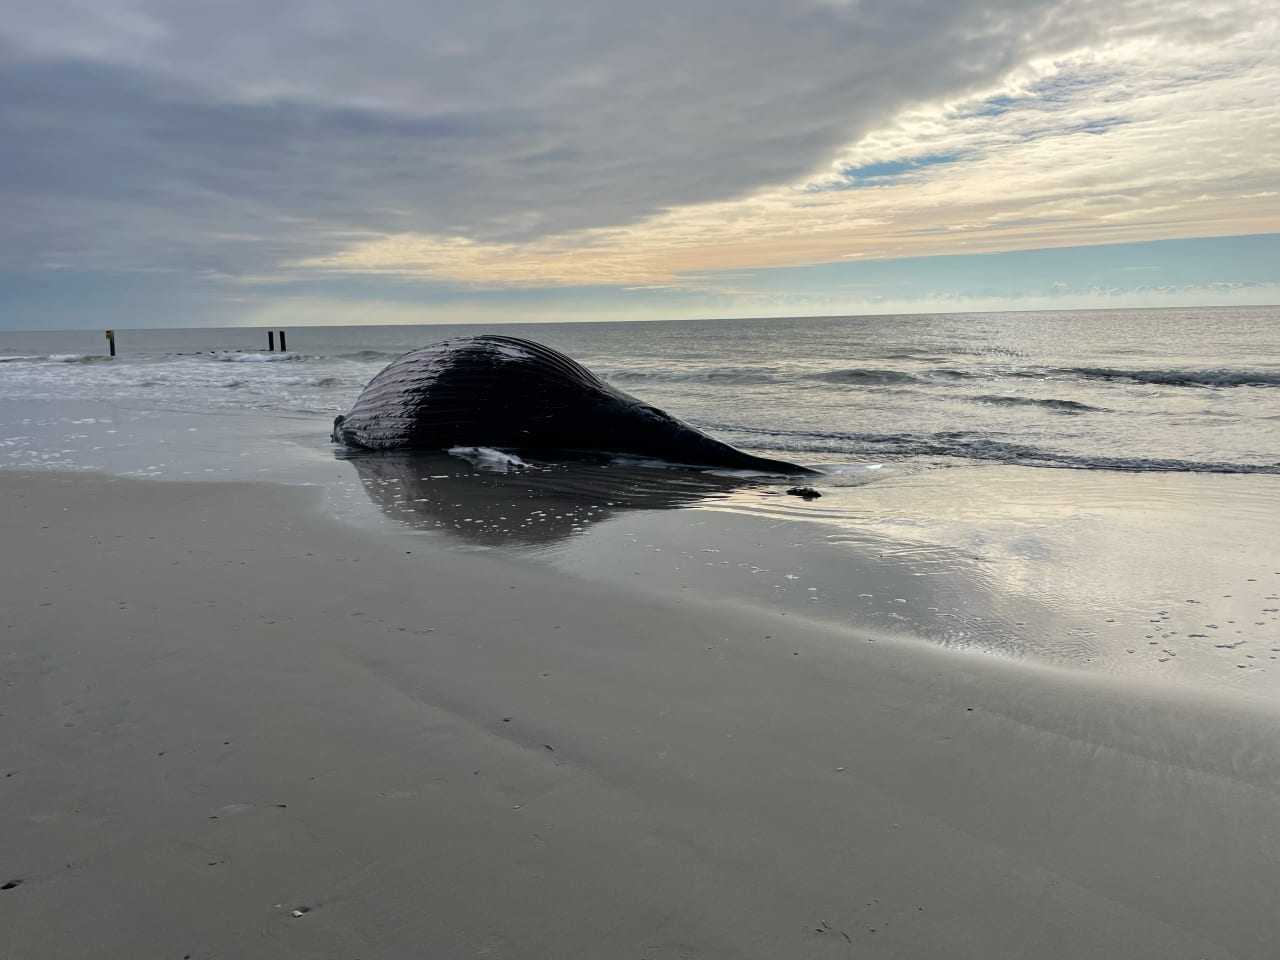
xmin=3 ymin=470 xmax=1280 ymax=957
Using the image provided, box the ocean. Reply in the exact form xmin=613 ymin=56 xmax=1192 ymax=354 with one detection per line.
xmin=3 ymin=307 xmax=1279 ymax=697
xmin=2 ymin=306 xmax=1278 ymax=475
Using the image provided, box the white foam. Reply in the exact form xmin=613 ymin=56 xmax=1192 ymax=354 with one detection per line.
xmin=820 ymin=463 xmax=884 ymax=475
xmin=212 ymin=351 xmax=301 ymax=363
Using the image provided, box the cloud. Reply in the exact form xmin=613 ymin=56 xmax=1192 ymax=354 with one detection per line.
xmin=0 ymin=0 xmax=1276 ymax=323
xmin=0 ymin=2 xmax=1169 ymax=265
xmin=303 ymin=8 xmax=1280 ymax=287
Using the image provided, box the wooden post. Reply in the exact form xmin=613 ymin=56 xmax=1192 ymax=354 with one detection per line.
xmin=104 ymin=329 xmax=116 ymax=357
xmin=267 ymin=330 xmax=276 ymax=352
xmin=278 ymin=330 xmax=287 ymax=352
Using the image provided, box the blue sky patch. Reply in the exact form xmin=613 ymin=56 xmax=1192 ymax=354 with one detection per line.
xmin=820 ymin=151 xmax=967 ymax=191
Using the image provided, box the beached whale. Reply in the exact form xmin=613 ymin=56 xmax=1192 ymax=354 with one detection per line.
xmin=332 ymin=335 xmax=813 ymax=473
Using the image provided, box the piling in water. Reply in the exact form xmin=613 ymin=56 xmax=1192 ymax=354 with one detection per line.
xmin=268 ymin=330 xmax=275 ymax=352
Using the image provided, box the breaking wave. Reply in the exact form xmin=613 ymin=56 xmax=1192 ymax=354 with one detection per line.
xmin=600 ymin=364 xmax=983 ymax=387
xmin=806 ymin=367 xmax=980 ymax=385
xmin=807 ymin=368 xmax=921 ymax=385
xmin=969 ymin=395 xmax=1103 ymax=413
xmin=212 ymin=351 xmax=303 ymax=363
xmin=0 ymin=353 xmax=115 ymax=364
xmin=715 ymin=425 xmax=1280 ymax=475
xmin=52 ymin=353 xmax=114 ymax=363
xmin=601 ymin=366 xmax=782 ymax=385
xmin=1048 ymin=367 xmax=1280 ymax=388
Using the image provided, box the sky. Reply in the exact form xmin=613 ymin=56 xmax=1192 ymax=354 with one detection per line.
xmin=1 ymin=0 xmax=1277 ymax=329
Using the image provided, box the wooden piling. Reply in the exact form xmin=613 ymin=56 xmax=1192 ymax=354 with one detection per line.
xmin=278 ymin=330 xmax=287 ymax=352
xmin=104 ymin=329 xmax=116 ymax=357
xmin=267 ymin=330 xmax=276 ymax=352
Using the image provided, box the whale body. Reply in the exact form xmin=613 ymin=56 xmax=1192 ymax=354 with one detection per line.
xmin=332 ymin=335 xmax=813 ymax=473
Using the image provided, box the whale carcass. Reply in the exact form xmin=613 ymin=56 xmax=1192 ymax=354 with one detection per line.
xmin=332 ymin=335 xmax=812 ymax=473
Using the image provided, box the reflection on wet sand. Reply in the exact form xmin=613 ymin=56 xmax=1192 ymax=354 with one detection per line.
xmin=341 ymin=450 xmax=1280 ymax=695
xmin=341 ymin=450 xmax=754 ymax=546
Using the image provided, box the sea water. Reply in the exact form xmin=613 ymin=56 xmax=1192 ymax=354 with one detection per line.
xmin=2 ymin=307 xmax=1278 ymax=473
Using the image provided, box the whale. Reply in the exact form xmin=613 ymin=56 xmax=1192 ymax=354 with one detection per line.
xmin=332 ymin=334 xmax=814 ymax=473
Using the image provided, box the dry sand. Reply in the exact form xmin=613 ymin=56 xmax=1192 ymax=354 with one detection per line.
xmin=2 ymin=471 xmax=1279 ymax=959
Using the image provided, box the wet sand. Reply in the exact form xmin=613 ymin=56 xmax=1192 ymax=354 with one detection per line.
xmin=3 ymin=470 xmax=1280 ymax=959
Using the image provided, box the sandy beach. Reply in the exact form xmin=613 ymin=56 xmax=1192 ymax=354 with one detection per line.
xmin=4 ymin=469 xmax=1279 ymax=959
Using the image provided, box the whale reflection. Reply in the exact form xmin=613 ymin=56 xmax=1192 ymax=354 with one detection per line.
xmin=340 ymin=450 xmax=755 ymax=546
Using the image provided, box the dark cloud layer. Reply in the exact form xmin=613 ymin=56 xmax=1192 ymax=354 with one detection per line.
xmin=1 ymin=0 xmax=1123 ymax=276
